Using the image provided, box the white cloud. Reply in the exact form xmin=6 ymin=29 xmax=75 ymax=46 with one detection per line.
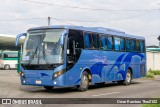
xmin=0 ymin=0 xmax=160 ymax=46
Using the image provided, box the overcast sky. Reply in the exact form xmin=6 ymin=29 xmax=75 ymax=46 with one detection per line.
xmin=0 ymin=0 xmax=160 ymax=46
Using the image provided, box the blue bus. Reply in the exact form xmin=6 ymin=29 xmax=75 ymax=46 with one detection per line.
xmin=16 ymin=25 xmax=146 ymax=91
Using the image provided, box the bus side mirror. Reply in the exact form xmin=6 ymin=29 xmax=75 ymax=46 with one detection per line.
xmin=15 ymin=33 xmax=27 ymax=46
xmin=60 ymin=35 xmax=64 ymax=46
xmin=60 ymin=30 xmax=68 ymax=46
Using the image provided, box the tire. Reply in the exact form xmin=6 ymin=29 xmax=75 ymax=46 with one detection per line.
xmin=117 ymin=69 xmax=132 ymax=85
xmin=4 ymin=65 xmax=10 ymax=70
xmin=44 ymin=86 xmax=54 ymax=90
xmin=77 ymin=71 xmax=89 ymax=92
xmin=123 ymin=69 xmax=132 ymax=85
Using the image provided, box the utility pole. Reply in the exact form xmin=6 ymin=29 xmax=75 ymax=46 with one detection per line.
xmin=48 ymin=17 xmax=51 ymax=26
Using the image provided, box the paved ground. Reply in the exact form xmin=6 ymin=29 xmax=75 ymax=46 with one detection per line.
xmin=0 ymin=70 xmax=160 ymax=107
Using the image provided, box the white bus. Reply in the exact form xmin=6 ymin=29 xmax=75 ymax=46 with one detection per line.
xmin=0 ymin=50 xmax=18 ymax=70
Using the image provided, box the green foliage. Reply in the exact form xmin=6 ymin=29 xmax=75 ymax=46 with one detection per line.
xmin=145 ymin=72 xmax=154 ymax=78
xmin=145 ymin=70 xmax=160 ymax=78
xmin=149 ymin=70 xmax=160 ymax=75
xmin=142 ymin=104 xmax=160 ymax=107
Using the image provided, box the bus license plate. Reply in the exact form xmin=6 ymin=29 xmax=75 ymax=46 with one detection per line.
xmin=35 ymin=80 xmax=41 ymax=84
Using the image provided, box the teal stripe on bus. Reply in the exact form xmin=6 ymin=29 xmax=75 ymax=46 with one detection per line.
xmin=3 ymin=58 xmax=18 ymax=60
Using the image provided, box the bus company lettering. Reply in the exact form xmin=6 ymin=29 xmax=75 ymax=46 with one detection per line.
xmin=93 ymin=54 xmax=108 ymax=64
xmin=117 ymin=99 xmax=141 ymax=104
xmin=12 ymin=99 xmax=42 ymax=104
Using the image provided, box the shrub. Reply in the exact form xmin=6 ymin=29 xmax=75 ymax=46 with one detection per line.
xmin=145 ymin=72 xmax=154 ymax=78
xmin=142 ymin=104 xmax=160 ymax=107
xmin=149 ymin=70 xmax=160 ymax=75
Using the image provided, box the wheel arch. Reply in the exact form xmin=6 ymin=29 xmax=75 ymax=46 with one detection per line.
xmin=4 ymin=64 xmax=10 ymax=70
xmin=80 ymin=68 xmax=92 ymax=82
xmin=127 ymin=67 xmax=133 ymax=78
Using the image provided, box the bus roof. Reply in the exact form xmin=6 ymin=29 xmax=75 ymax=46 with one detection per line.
xmin=28 ymin=25 xmax=145 ymax=40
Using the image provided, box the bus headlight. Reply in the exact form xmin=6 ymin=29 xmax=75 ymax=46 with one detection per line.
xmin=52 ymin=69 xmax=65 ymax=80
xmin=20 ymin=71 xmax=25 ymax=78
xmin=54 ymin=71 xmax=62 ymax=77
xmin=54 ymin=74 xmax=58 ymax=77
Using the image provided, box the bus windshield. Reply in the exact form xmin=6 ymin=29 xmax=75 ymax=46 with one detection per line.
xmin=22 ymin=29 xmax=66 ymax=64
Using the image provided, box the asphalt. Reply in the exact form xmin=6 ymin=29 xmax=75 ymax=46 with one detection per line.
xmin=0 ymin=70 xmax=160 ymax=107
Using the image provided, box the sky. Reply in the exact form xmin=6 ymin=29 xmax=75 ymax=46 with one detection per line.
xmin=0 ymin=0 xmax=160 ymax=46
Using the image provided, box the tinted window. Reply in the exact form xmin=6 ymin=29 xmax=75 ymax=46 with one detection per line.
xmin=140 ymin=41 xmax=145 ymax=52
xmin=74 ymin=31 xmax=84 ymax=48
xmin=114 ymin=37 xmax=120 ymax=51
xmin=114 ymin=37 xmax=125 ymax=51
xmin=136 ymin=40 xmax=140 ymax=52
xmin=120 ymin=38 xmax=125 ymax=51
xmin=107 ymin=36 xmax=113 ymax=50
xmin=126 ymin=39 xmax=131 ymax=51
xmin=84 ymin=33 xmax=92 ymax=49
xmin=100 ymin=35 xmax=107 ymax=50
xmin=4 ymin=53 xmax=18 ymax=58
xmin=131 ymin=40 xmax=135 ymax=51
xmin=92 ymin=34 xmax=99 ymax=49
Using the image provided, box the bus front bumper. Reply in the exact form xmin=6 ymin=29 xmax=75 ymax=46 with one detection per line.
xmin=20 ymin=71 xmax=66 ymax=87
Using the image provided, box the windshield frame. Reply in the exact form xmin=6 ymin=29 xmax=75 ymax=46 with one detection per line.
xmin=21 ymin=28 xmax=67 ymax=65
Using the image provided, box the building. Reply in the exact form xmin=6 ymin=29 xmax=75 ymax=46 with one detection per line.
xmin=146 ymin=48 xmax=160 ymax=71
xmin=0 ymin=34 xmax=24 ymax=51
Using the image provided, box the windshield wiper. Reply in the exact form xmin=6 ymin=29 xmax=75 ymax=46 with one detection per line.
xmin=28 ymin=45 xmax=39 ymax=65
xmin=41 ymin=45 xmax=49 ymax=64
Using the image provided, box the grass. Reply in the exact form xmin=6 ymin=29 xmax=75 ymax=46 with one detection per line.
xmin=142 ymin=104 xmax=160 ymax=107
xmin=149 ymin=70 xmax=160 ymax=75
xmin=145 ymin=70 xmax=160 ymax=78
xmin=145 ymin=72 xmax=154 ymax=78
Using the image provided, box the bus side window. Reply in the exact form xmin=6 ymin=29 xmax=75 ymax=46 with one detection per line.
xmin=114 ymin=37 xmax=125 ymax=51
xmin=131 ymin=40 xmax=135 ymax=51
xmin=84 ymin=33 xmax=92 ymax=49
xmin=74 ymin=31 xmax=84 ymax=49
xmin=100 ymin=35 xmax=107 ymax=50
xmin=136 ymin=40 xmax=140 ymax=52
xmin=92 ymin=34 xmax=99 ymax=49
xmin=140 ymin=41 xmax=144 ymax=52
xmin=114 ymin=37 xmax=120 ymax=51
xmin=120 ymin=38 xmax=125 ymax=51
xmin=126 ymin=39 xmax=131 ymax=51
xmin=107 ymin=36 xmax=113 ymax=50
xmin=4 ymin=54 xmax=8 ymax=58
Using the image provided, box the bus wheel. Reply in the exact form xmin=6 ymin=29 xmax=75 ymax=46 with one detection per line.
xmin=77 ymin=71 xmax=89 ymax=92
xmin=4 ymin=65 xmax=10 ymax=70
xmin=44 ymin=86 xmax=54 ymax=90
xmin=123 ymin=69 xmax=132 ymax=85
